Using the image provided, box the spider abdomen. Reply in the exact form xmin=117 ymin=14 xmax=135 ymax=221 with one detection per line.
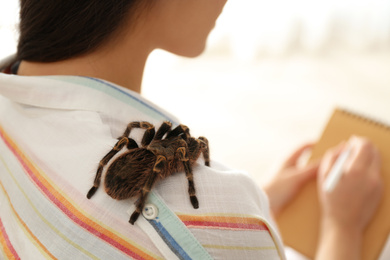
xmin=104 ymin=149 xmax=155 ymax=200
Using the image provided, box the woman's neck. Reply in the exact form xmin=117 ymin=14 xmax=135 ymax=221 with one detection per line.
xmin=18 ymin=29 xmax=154 ymax=94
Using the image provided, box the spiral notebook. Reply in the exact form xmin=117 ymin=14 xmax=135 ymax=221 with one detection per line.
xmin=276 ymin=108 xmax=390 ymax=260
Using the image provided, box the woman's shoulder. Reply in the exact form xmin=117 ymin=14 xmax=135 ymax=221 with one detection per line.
xmin=156 ymin=160 xmax=270 ymax=214
xmin=154 ymin=161 xmax=285 ymax=259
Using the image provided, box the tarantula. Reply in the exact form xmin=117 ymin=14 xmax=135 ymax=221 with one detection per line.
xmin=87 ymin=121 xmax=210 ymax=224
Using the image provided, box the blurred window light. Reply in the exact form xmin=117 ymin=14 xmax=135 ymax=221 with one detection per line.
xmin=1 ymin=0 xmax=390 ymax=60
xmin=211 ymin=0 xmax=390 ymax=59
xmin=0 ymin=1 xmax=19 ymax=59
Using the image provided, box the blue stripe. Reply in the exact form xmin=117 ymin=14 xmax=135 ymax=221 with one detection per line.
xmin=82 ymin=76 xmax=177 ymax=123
xmin=149 ymin=219 xmax=192 ymax=260
xmin=146 ymin=192 xmax=213 ymax=260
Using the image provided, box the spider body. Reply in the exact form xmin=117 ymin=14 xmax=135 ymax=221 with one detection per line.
xmin=87 ymin=121 xmax=210 ymax=224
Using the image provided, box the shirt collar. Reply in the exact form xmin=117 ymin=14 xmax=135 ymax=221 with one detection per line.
xmin=0 ymin=72 xmax=179 ymax=124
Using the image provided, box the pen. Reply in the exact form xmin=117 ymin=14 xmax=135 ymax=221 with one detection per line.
xmin=324 ymin=147 xmax=352 ymax=192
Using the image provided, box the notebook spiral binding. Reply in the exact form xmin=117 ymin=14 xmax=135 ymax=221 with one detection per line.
xmin=338 ymin=108 xmax=390 ymax=133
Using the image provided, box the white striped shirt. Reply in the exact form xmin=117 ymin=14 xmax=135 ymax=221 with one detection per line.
xmin=0 ymin=61 xmax=285 ymax=259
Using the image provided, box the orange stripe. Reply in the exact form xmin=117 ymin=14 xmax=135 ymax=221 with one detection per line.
xmin=0 ymin=125 xmax=159 ymax=260
xmin=0 ymin=230 xmax=14 ymax=259
xmin=177 ymin=214 xmax=285 ymax=259
xmin=0 ymin=181 xmax=56 ymax=259
xmin=177 ymin=214 xmax=268 ymax=226
xmin=0 ymin=218 xmax=19 ymax=260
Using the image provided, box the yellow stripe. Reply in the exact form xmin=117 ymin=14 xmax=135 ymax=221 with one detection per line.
xmin=0 ymin=125 xmax=161 ymax=260
xmin=0 ymin=155 xmax=99 ymax=259
xmin=0 ymin=226 xmax=15 ymax=260
xmin=0 ymin=180 xmax=56 ymax=259
xmin=202 ymin=244 xmax=276 ymax=251
xmin=177 ymin=212 xmax=285 ymax=259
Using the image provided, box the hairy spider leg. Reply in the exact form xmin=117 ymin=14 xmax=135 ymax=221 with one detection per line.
xmin=187 ymin=137 xmax=200 ymax=159
xmin=121 ymin=121 xmax=156 ymax=147
xmin=176 ymin=147 xmax=199 ymax=209
xmin=166 ymin=124 xmax=190 ymax=141
xmin=87 ymin=137 xmax=138 ymax=199
xmin=154 ymin=121 xmax=172 ymax=140
xmin=198 ymin=137 xmax=210 ymax=167
xmin=187 ymin=137 xmax=210 ymax=167
xmin=129 ymin=155 xmax=167 ymax=224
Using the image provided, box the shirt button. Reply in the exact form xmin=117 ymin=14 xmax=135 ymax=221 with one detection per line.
xmin=142 ymin=203 xmax=159 ymax=220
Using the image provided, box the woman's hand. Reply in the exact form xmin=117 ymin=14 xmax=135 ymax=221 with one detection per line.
xmin=263 ymin=143 xmax=320 ymax=217
xmin=316 ymin=136 xmax=383 ymax=260
xmin=318 ymin=136 xmax=383 ymax=233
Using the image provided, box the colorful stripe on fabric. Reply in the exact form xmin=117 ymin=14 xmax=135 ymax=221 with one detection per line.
xmin=176 ymin=213 xmax=271 ymax=232
xmin=0 ymin=125 xmax=159 ymax=260
xmin=145 ymin=192 xmax=213 ymax=260
xmin=148 ymin=219 xmax=192 ymax=260
xmin=0 ymin=180 xmax=56 ymax=259
xmin=49 ymin=76 xmax=177 ymax=124
xmin=202 ymin=244 xmax=276 ymax=251
xmin=177 ymin=212 xmax=284 ymax=258
xmin=0 ymin=216 xmax=20 ymax=260
xmin=85 ymin=77 xmax=176 ymax=122
xmin=0 ymin=153 xmax=101 ymax=259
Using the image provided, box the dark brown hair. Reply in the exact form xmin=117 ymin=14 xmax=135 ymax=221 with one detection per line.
xmin=17 ymin=0 xmax=150 ymax=62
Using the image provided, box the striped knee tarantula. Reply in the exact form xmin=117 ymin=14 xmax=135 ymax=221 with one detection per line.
xmin=87 ymin=121 xmax=210 ymax=224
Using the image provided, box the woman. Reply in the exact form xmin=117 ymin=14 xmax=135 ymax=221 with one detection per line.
xmin=0 ymin=1 xmax=382 ymax=259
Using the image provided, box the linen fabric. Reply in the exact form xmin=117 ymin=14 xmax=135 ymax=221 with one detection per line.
xmin=0 ymin=57 xmax=286 ymax=259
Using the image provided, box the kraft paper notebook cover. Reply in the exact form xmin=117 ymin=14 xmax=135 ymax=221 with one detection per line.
xmin=276 ymin=108 xmax=390 ymax=260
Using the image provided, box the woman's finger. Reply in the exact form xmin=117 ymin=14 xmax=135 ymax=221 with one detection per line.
xmin=283 ymin=143 xmax=315 ymax=168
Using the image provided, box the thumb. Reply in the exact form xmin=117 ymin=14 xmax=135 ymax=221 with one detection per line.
xmin=318 ymin=142 xmax=346 ymax=183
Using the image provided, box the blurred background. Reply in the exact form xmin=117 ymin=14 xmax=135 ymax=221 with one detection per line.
xmin=1 ymin=0 xmax=390 ymax=185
